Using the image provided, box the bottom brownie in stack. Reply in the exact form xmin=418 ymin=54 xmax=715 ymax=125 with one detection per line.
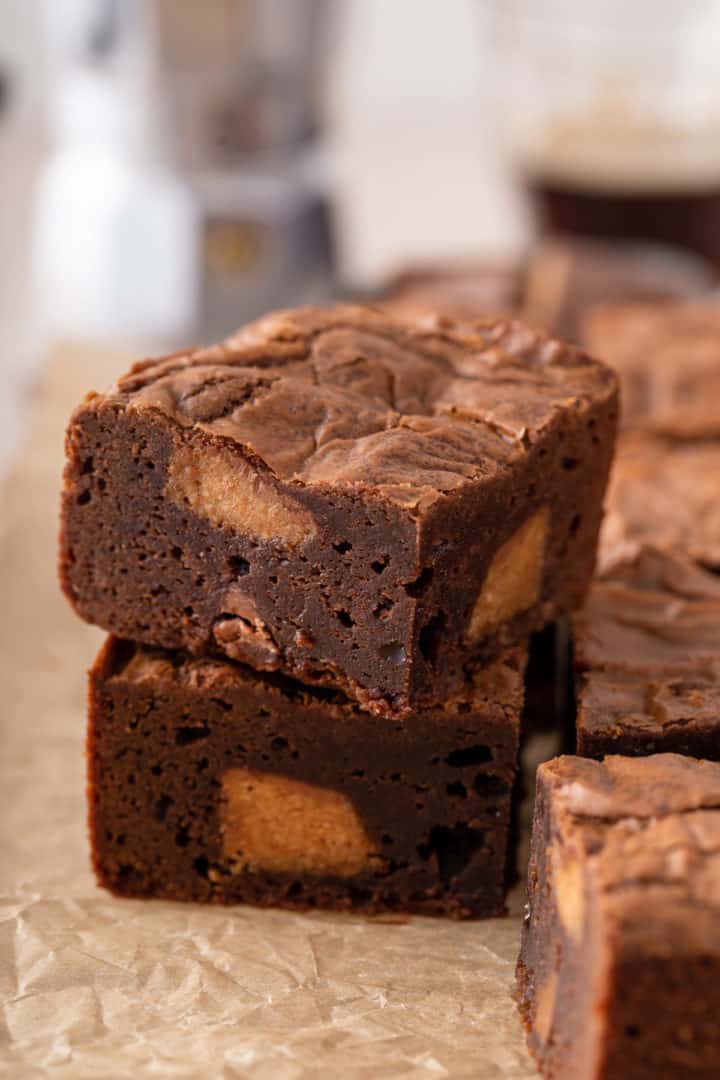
xmin=88 ymin=638 xmax=525 ymax=918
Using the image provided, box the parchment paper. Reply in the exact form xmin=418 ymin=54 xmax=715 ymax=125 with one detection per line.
xmin=0 ymin=345 xmax=537 ymax=1079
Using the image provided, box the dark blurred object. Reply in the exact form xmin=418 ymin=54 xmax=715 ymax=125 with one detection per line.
xmin=530 ymin=180 xmax=720 ymax=270
xmin=522 ymin=621 xmax=572 ymax=742
xmin=583 ymin=300 xmax=720 ymax=438
xmin=0 ymin=66 xmax=12 ymax=119
xmin=39 ymin=0 xmax=334 ymax=345
xmin=490 ymin=3 xmax=720 ymax=266
xmin=154 ymin=0 xmax=335 ymax=338
xmin=522 ymin=238 xmax=716 ymax=342
xmin=154 ymin=0 xmax=329 ymax=166
xmin=380 ymin=261 xmax=523 ymax=321
xmin=197 ymin=160 xmax=333 ymax=339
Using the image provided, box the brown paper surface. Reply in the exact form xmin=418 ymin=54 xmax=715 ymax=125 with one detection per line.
xmin=0 ymin=345 xmax=537 ymax=1078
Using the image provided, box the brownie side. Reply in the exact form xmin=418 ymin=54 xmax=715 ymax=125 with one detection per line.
xmin=601 ymin=435 xmax=720 ymax=571
xmin=582 ymin=300 xmax=720 ymax=437
xmin=88 ymin=638 xmax=524 ymax=918
xmin=576 ymin=670 xmax=720 ymax=761
xmin=518 ymin=755 xmax=720 ymax=1079
xmin=61 ymin=305 xmax=618 ymax=717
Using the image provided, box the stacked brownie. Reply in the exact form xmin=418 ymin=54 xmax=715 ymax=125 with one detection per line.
xmin=60 ymin=304 xmax=618 ymax=918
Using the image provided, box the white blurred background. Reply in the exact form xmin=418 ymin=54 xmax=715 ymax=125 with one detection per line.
xmin=1 ymin=0 xmax=720 ymax=468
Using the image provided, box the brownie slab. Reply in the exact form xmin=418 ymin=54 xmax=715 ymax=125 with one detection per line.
xmin=583 ymin=301 xmax=720 ymax=437
xmin=522 ymin=238 xmax=714 ymax=343
xmin=61 ymin=305 xmax=618 ymax=717
xmin=518 ymin=754 xmax=720 ymax=1079
xmin=574 ymin=546 xmax=720 ymax=759
xmin=602 ymin=434 xmax=720 ymax=570
xmin=380 ymin=260 xmax=522 ymax=321
xmin=575 ymin=545 xmax=720 ymax=676
xmin=577 ymin=669 xmax=720 ymax=759
xmin=88 ymin=637 xmax=525 ymax=918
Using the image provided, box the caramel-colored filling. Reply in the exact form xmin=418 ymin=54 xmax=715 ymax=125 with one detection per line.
xmin=220 ymin=769 xmax=376 ymax=876
xmin=554 ymin=852 xmax=585 ymax=945
xmin=167 ymin=443 xmax=316 ymax=546
xmin=534 ymin=969 xmax=557 ymax=1045
xmin=468 ymin=507 xmax=549 ymax=638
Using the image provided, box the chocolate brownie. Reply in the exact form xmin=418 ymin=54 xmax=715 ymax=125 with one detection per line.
xmin=518 ymin=754 xmax=720 ymax=1079
xmin=61 ymin=305 xmax=618 ymax=717
xmin=88 ymin=637 xmax=525 ymax=918
xmin=522 ymin=238 xmax=715 ymax=342
xmin=583 ymin=301 xmax=720 ymax=436
xmin=602 ymin=435 xmax=720 ymax=570
xmin=575 ymin=545 xmax=720 ymax=677
xmin=576 ymin=669 xmax=720 ymax=760
xmin=381 ymin=261 xmax=521 ymax=321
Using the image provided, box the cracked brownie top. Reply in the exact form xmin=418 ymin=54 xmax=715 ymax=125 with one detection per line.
xmin=89 ymin=305 xmax=617 ymax=500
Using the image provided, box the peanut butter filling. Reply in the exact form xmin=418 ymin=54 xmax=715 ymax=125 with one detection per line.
xmin=220 ymin=769 xmax=376 ymax=877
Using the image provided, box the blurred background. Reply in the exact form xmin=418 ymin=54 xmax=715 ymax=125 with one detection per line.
xmin=2 ymin=0 xmax=720 ymax=470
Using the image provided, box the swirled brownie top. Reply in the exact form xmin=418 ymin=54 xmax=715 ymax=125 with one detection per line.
xmin=575 ymin=545 xmax=720 ymax=675
xmin=584 ymin=300 xmax=720 ymax=437
xmin=543 ymin=754 xmax=720 ymax=941
xmin=101 ymin=305 xmax=617 ymax=502
xmin=545 ymin=753 xmax=720 ymax=823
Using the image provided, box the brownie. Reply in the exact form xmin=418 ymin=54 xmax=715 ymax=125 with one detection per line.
xmin=575 ymin=545 xmax=720 ymax=676
xmin=380 ymin=261 xmax=521 ymax=321
xmin=602 ymin=434 xmax=720 ymax=570
xmin=522 ymin=238 xmax=715 ymax=342
xmin=61 ymin=305 xmax=618 ymax=717
xmin=518 ymin=754 xmax=720 ymax=1079
xmin=577 ymin=669 xmax=720 ymax=760
xmin=583 ymin=301 xmax=720 ymax=436
xmin=88 ymin=637 xmax=525 ymax=918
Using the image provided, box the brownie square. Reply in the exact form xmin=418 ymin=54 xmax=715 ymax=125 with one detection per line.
xmin=602 ymin=434 xmax=720 ymax=571
xmin=380 ymin=260 xmax=522 ymax=321
xmin=576 ymin=669 xmax=720 ymax=760
xmin=518 ymin=754 xmax=720 ymax=1079
xmin=88 ymin=637 xmax=525 ymax=918
xmin=583 ymin=301 xmax=720 ymax=437
xmin=575 ymin=545 xmax=720 ymax=676
xmin=522 ymin=238 xmax=714 ymax=343
xmin=574 ymin=546 xmax=720 ymax=759
xmin=61 ymin=305 xmax=617 ymax=717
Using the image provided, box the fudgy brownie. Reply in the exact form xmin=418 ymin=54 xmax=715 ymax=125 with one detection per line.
xmin=602 ymin=435 xmax=720 ymax=571
xmin=576 ymin=669 xmax=720 ymax=760
xmin=518 ymin=754 xmax=720 ymax=1079
xmin=380 ymin=261 xmax=521 ymax=321
xmin=61 ymin=305 xmax=618 ymax=717
xmin=88 ymin=637 xmax=525 ymax=918
xmin=575 ymin=545 xmax=720 ymax=676
xmin=522 ymin=238 xmax=714 ymax=343
xmin=574 ymin=546 xmax=720 ymax=759
xmin=583 ymin=301 xmax=720 ymax=436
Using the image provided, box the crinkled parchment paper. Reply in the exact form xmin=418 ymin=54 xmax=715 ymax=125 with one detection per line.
xmin=0 ymin=345 xmax=537 ymax=1078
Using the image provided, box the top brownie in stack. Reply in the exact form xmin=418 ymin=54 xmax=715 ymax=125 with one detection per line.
xmin=60 ymin=305 xmax=618 ymax=717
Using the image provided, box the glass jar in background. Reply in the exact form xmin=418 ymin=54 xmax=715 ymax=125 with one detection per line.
xmin=488 ymin=0 xmax=720 ymax=266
